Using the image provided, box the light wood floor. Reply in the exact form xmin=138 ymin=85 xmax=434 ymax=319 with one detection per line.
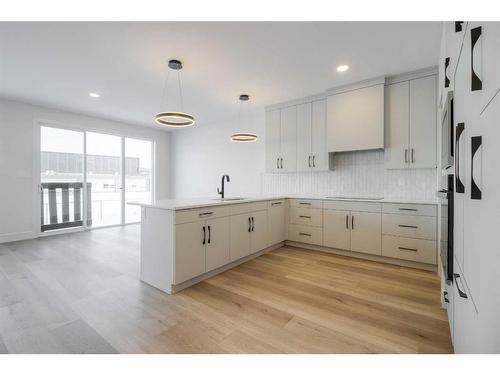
xmin=0 ymin=225 xmax=453 ymax=354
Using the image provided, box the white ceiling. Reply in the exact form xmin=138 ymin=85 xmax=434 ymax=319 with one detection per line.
xmin=0 ymin=22 xmax=442 ymax=130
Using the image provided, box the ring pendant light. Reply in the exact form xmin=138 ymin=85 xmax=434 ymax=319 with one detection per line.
xmin=230 ymin=94 xmax=258 ymax=142
xmin=155 ymin=59 xmax=195 ymax=127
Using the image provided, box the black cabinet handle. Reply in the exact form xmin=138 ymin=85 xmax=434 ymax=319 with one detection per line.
xmin=398 ymin=224 xmax=418 ymax=229
xmin=471 ymin=136 xmax=482 ymax=200
xmin=471 ymin=26 xmax=482 ymax=91
xmin=398 ymin=208 xmax=418 ymax=212
xmin=351 ymin=216 xmax=354 ymax=230
xmin=202 ymin=226 xmax=206 ymax=245
xmin=248 ymin=217 xmax=251 ymax=232
xmin=199 ymin=211 xmax=214 ymax=217
xmin=312 ymin=155 xmax=315 ymax=167
xmin=444 ymin=57 xmax=450 ymax=88
xmin=453 ymin=273 xmax=468 ymax=299
xmin=280 ymin=158 xmax=283 ymax=169
xmin=398 ymin=246 xmax=418 ymax=252
xmin=271 ymin=201 xmax=282 ymax=206
xmin=444 ymin=291 xmax=450 ymax=303
xmin=456 ymin=123 xmax=465 ymax=193
xmin=207 ymin=225 xmax=211 ymax=244
xmin=308 ymin=156 xmax=311 ymax=168
xmin=346 ymin=215 xmax=349 ymax=229
xmin=251 ymin=217 xmax=255 ymax=232
xmin=299 ymin=232 xmax=311 ymax=237
xmin=299 ymin=202 xmax=312 ymax=205
xmin=411 ymin=148 xmax=415 ymax=163
xmin=455 ymin=21 xmax=464 ymax=32
xmin=299 ymin=215 xmax=311 ymax=219
xmin=277 ymin=158 xmax=279 ymax=169
xmin=404 ymin=149 xmax=408 ymax=163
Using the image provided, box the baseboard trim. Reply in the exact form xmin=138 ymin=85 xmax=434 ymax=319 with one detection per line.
xmin=0 ymin=231 xmax=34 ymax=244
xmin=285 ymin=241 xmax=438 ymax=272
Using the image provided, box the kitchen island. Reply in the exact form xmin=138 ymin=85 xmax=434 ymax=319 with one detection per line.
xmin=130 ymin=196 xmax=438 ymax=294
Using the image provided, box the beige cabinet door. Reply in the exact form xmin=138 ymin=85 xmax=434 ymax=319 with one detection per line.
xmin=268 ymin=201 xmax=286 ymax=245
xmin=265 ymin=110 xmax=281 ymax=173
xmin=296 ymin=102 xmax=312 ymax=172
xmin=323 ymin=209 xmax=350 ymax=250
xmin=174 ymin=221 xmax=206 ymax=284
xmin=350 ymin=211 xmax=382 ymax=255
xmin=384 ymin=81 xmax=409 ymax=169
xmin=250 ymin=210 xmax=269 ymax=254
xmin=311 ymin=99 xmax=327 ymax=171
xmin=409 ymin=75 xmax=437 ymax=169
xmin=230 ymin=213 xmax=251 ymax=261
xmin=205 ymin=216 xmax=230 ymax=272
xmin=280 ymin=105 xmax=297 ymax=173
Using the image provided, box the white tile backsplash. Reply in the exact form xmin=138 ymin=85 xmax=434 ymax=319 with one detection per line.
xmin=261 ymin=150 xmax=437 ymax=201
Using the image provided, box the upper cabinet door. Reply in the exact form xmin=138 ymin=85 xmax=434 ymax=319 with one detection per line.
xmin=384 ymin=81 xmax=409 ymax=169
xmin=409 ymin=75 xmax=437 ymax=169
xmin=265 ymin=110 xmax=281 ymax=173
xmin=280 ymin=106 xmax=297 ymax=173
xmin=327 ymin=83 xmax=384 ymax=152
xmin=296 ymin=102 xmax=312 ymax=172
xmin=311 ymin=99 xmax=328 ymax=171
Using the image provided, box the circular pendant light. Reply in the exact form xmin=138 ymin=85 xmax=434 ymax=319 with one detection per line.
xmin=230 ymin=94 xmax=258 ymax=142
xmin=155 ymin=59 xmax=195 ymax=127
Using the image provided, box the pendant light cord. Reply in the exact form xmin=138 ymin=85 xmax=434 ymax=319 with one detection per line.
xmin=177 ymin=70 xmax=184 ymax=112
xmin=159 ymin=62 xmax=185 ymax=112
xmin=160 ymin=68 xmax=170 ymax=109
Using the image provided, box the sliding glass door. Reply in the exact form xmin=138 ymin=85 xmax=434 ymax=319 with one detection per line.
xmin=40 ymin=125 xmax=153 ymax=233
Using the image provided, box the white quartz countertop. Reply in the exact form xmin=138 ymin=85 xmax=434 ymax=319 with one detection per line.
xmin=128 ymin=195 xmax=439 ymax=211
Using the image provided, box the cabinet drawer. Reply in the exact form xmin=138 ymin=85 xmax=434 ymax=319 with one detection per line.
xmin=176 ymin=206 xmax=231 ymax=224
xmin=289 ymin=199 xmax=323 ymax=209
xmin=382 ymin=214 xmax=436 ymax=240
xmin=323 ymin=200 xmax=381 ymax=213
xmin=289 ymin=206 xmax=322 ymax=227
xmin=230 ymin=201 xmax=268 ymax=215
xmin=268 ymin=199 xmax=286 ymax=209
xmin=382 ymin=235 xmax=437 ymax=264
xmin=288 ymin=224 xmax=322 ymax=246
xmin=382 ymin=203 xmax=436 ymax=217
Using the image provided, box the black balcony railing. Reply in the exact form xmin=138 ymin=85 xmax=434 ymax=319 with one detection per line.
xmin=41 ymin=182 xmax=92 ymax=232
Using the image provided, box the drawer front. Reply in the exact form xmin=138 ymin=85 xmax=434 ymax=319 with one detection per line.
xmin=176 ymin=206 xmax=231 ymax=224
xmin=382 ymin=235 xmax=437 ymax=264
xmin=382 ymin=214 xmax=437 ymax=240
xmin=289 ymin=206 xmax=322 ymax=227
xmin=288 ymin=224 xmax=322 ymax=246
xmin=323 ymin=200 xmax=381 ymax=213
xmin=382 ymin=203 xmax=437 ymax=217
xmin=230 ymin=201 xmax=268 ymax=215
xmin=289 ymin=199 xmax=323 ymax=209
xmin=268 ymin=199 xmax=286 ymax=209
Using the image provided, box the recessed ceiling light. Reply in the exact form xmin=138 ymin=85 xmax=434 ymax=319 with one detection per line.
xmin=336 ymin=65 xmax=349 ymax=72
xmin=89 ymin=92 xmax=100 ymax=98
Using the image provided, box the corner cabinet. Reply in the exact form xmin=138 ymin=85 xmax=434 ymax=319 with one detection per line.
xmin=385 ymin=75 xmax=437 ymax=169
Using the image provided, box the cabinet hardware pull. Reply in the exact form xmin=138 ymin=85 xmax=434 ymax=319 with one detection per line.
xmin=271 ymin=202 xmax=282 ymax=206
xmin=456 ymin=122 xmax=465 ymax=193
xmin=398 ymin=208 xmax=418 ymax=212
xmin=299 ymin=202 xmax=312 ymax=205
xmin=411 ymin=148 xmax=415 ymax=163
xmin=308 ymin=156 xmax=311 ymax=168
xmin=398 ymin=224 xmax=418 ymax=229
xmin=471 ymin=26 xmax=483 ymax=91
xmin=346 ymin=215 xmax=349 ymax=229
xmin=312 ymin=155 xmax=316 ymax=167
xmin=351 ymin=216 xmax=354 ymax=230
xmin=404 ymin=149 xmax=408 ymax=163
xmin=202 ymin=226 xmax=206 ymax=245
xmin=251 ymin=217 xmax=255 ymax=232
xmin=398 ymin=246 xmax=418 ymax=252
xmin=199 ymin=212 xmax=214 ymax=217
xmin=248 ymin=217 xmax=251 ymax=232
xmin=280 ymin=158 xmax=283 ymax=169
xmin=299 ymin=215 xmax=311 ymax=219
xmin=207 ymin=225 xmax=211 ymax=244
xmin=471 ymin=136 xmax=482 ymax=200
xmin=299 ymin=232 xmax=311 ymax=237
xmin=277 ymin=158 xmax=279 ymax=169
xmin=444 ymin=291 xmax=450 ymax=303
xmin=453 ymin=273 xmax=468 ymax=299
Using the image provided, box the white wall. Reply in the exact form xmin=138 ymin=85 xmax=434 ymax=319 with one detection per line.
xmin=170 ymin=110 xmax=265 ymax=198
xmin=0 ymin=98 xmax=171 ymax=243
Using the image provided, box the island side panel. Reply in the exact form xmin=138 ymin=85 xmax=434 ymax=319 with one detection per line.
xmin=140 ymin=207 xmax=175 ymax=293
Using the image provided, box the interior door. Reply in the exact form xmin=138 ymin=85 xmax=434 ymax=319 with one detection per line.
xmin=280 ymin=105 xmax=297 ymax=173
xmin=229 ymin=213 xmax=251 ymax=261
xmin=409 ymin=75 xmax=437 ymax=168
xmin=296 ymin=102 xmax=312 ymax=172
xmin=174 ymin=221 xmax=206 ymax=284
xmin=250 ymin=210 xmax=269 ymax=254
xmin=384 ymin=81 xmax=409 ymax=169
xmin=350 ymin=211 xmax=382 ymax=255
xmin=205 ymin=216 xmax=230 ymax=272
xmin=323 ymin=209 xmax=350 ymax=250
xmin=265 ymin=110 xmax=281 ymax=173
xmin=311 ymin=99 xmax=327 ymax=170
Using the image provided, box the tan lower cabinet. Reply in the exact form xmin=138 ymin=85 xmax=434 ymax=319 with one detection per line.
xmin=205 ymin=217 xmax=230 ymax=272
xmin=250 ymin=210 xmax=269 ymax=254
xmin=323 ymin=209 xmax=350 ymax=250
xmin=230 ymin=213 xmax=251 ymax=261
xmin=382 ymin=235 xmax=436 ymax=264
xmin=288 ymin=224 xmax=322 ymax=245
xmin=350 ymin=211 xmax=382 ymax=255
xmin=175 ymin=221 xmax=206 ymax=284
xmin=268 ymin=200 xmax=286 ymax=245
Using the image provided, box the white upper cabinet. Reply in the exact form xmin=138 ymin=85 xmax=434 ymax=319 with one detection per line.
xmin=265 ymin=110 xmax=281 ymax=173
xmin=409 ymin=75 xmax=437 ymax=169
xmin=327 ymin=82 xmax=385 ymax=152
xmin=311 ymin=100 xmax=328 ymax=171
xmin=385 ymin=74 xmax=437 ymax=169
xmin=280 ymin=106 xmax=297 ymax=173
xmin=296 ymin=102 xmax=312 ymax=172
xmin=385 ymin=81 xmax=410 ymax=169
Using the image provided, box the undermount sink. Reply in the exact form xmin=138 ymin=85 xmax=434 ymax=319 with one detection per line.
xmin=212 ymin=197 xmax=246 ymax=201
